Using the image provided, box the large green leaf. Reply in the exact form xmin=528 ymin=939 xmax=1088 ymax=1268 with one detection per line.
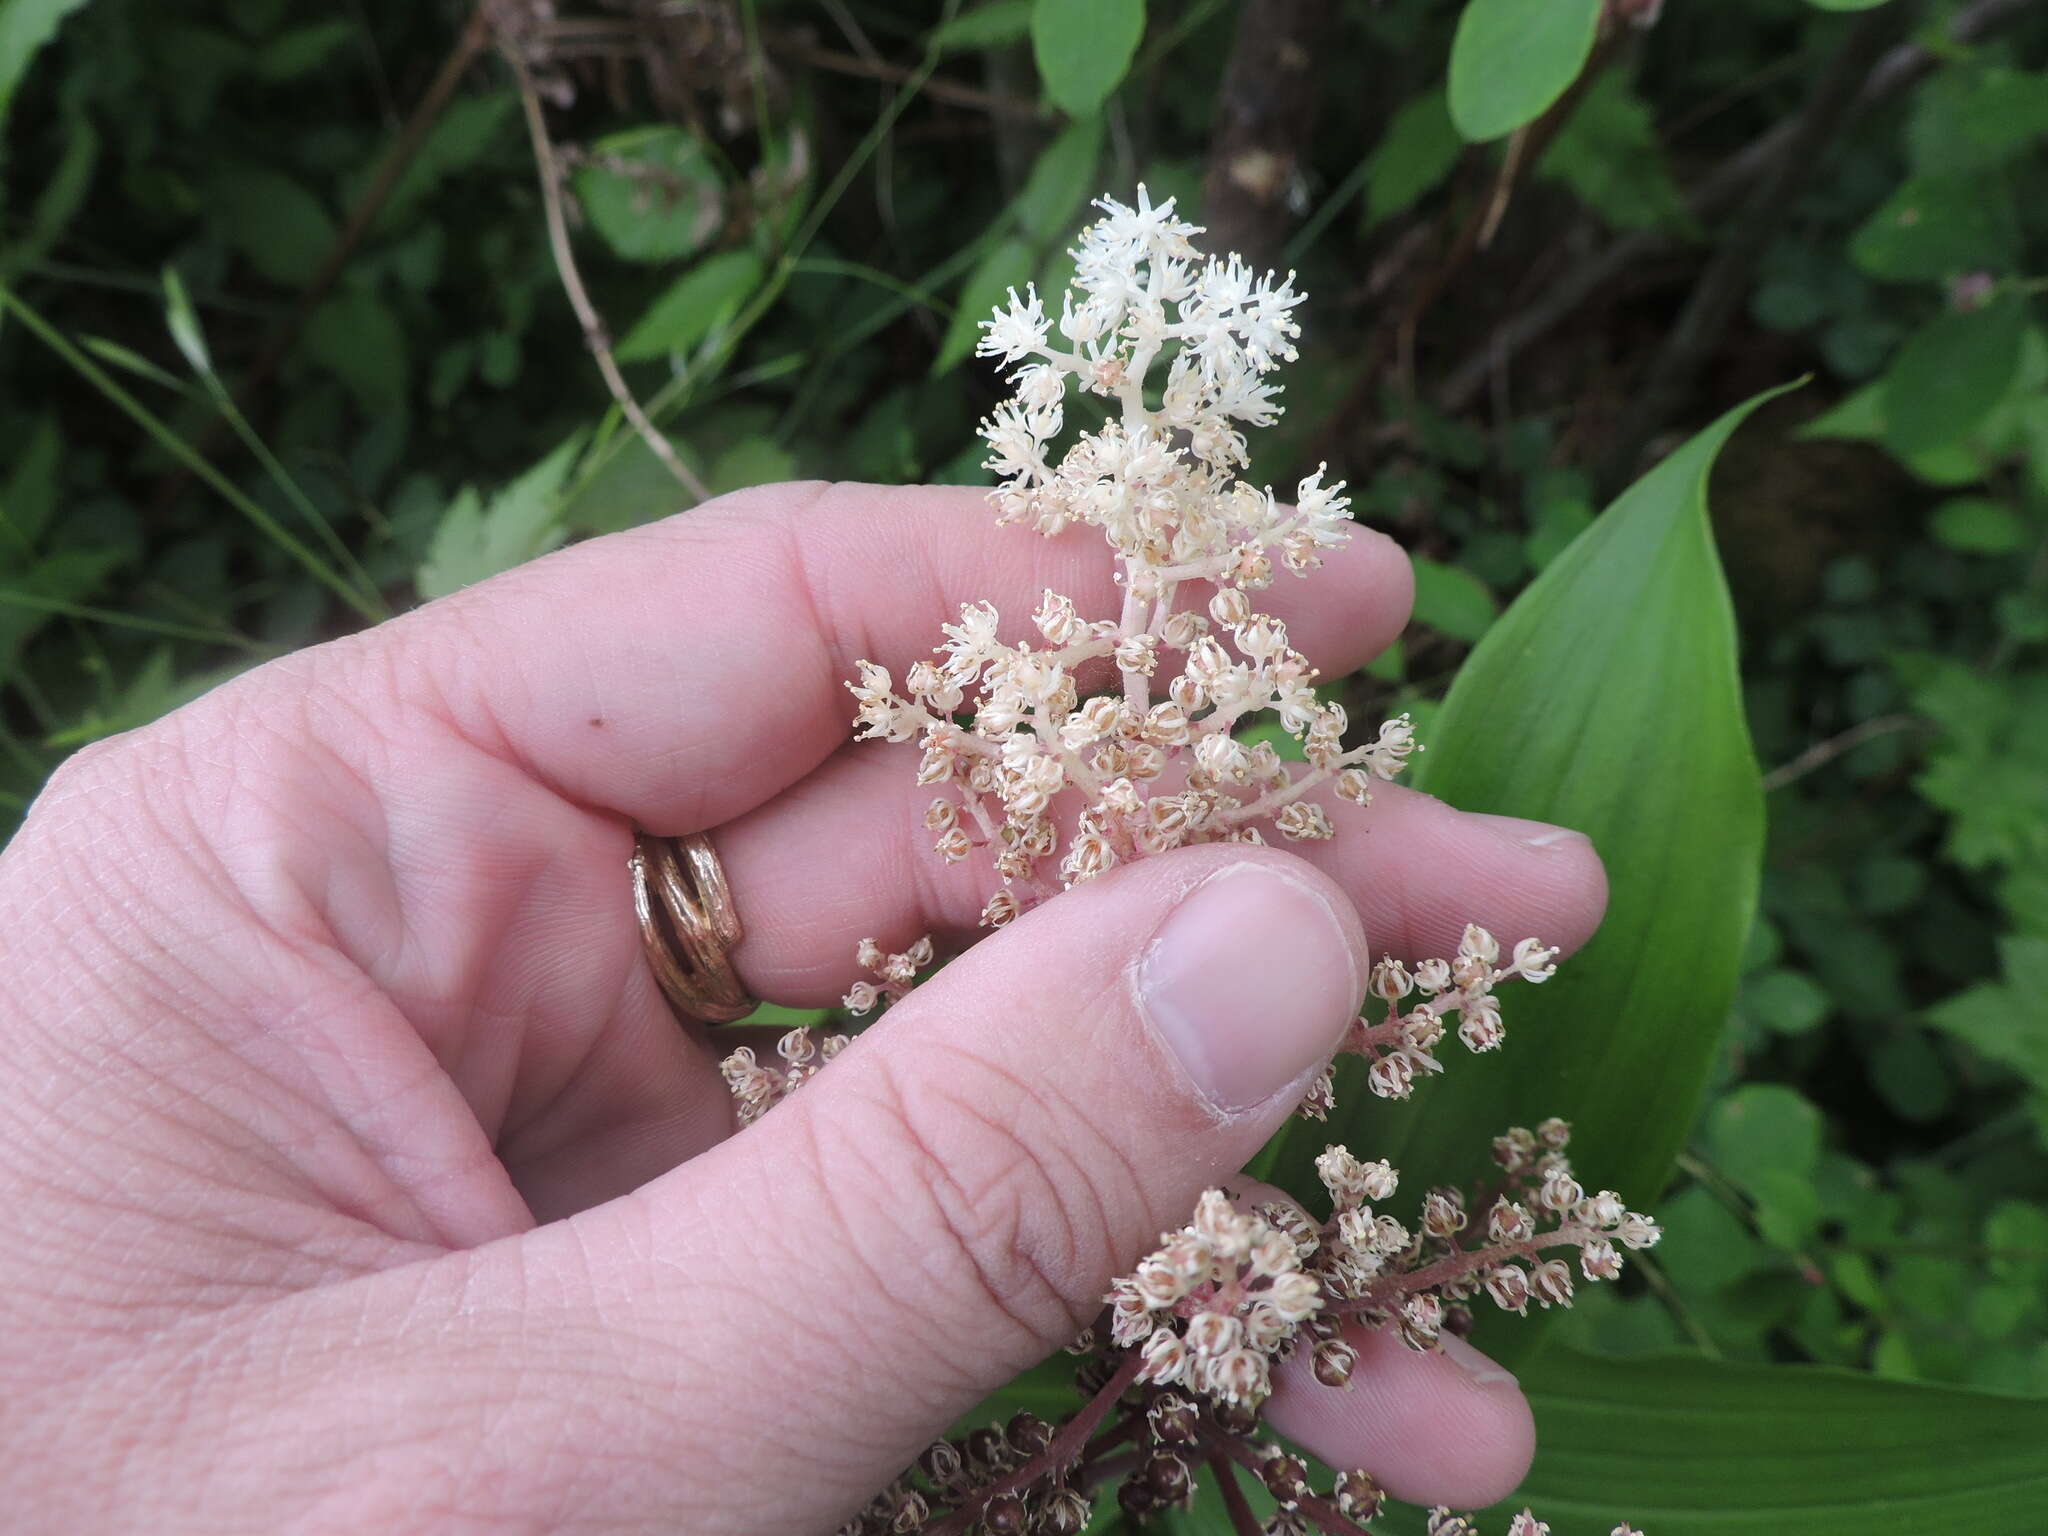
xmin=1494 ymin=1349 xmax=2048 ymax=1532
xmin=1447 ymin=0 xmax=1602 ymax=144
xmin=0 ymin=0 xmax=91 ymax=126
xmin=1880 ymin=297 xmax=2026 ymax=458
xmin=1263 ymin=393 xmax=1778 ymax=1362
xmin=1030 ymin=0 xmax=1143 ymax=119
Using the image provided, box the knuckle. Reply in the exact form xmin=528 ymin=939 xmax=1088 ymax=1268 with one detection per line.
xmin=823 ymin=1043 xmax=1127 ymax=1357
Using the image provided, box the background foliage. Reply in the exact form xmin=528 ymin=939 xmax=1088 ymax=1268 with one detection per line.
xmin=3 ymin=0 xmax=2047 ymax=1529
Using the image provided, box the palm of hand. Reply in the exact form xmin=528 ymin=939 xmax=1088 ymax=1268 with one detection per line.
xmin=0 ymin=485 xmax=1600 ymax=1531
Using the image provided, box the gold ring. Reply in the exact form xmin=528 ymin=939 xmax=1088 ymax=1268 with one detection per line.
xmin=631 ymin=831 xmax=756 ymax=1024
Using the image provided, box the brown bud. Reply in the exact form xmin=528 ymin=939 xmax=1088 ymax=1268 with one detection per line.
xmin=1312 ymin=1339 xmax=1357 ymax=1387
xmin=1117 ymin=1478 xmax=1157 ymax=1520
xmin=1039 ymin=1490 xmax=1092 ymax=1536
xmin=965 ymin=1427 xmax=1012 ymax=1473
xmin=1334 ymin=1469 xmax=1384 ymax=1518
xmin=980 ymin=1492 xmax=1028 ymax=1536
xmin=1145 ymin=1453 xmax=1192 ymax=1503
xmin=1443 ymin=1302 xmax=1475 ymax=1338
xmin=1149 ymin=1394 xmax=1200 ymax=1447
xmin=918 ymin=1439 xmax=965 ymax=1489
xmin=1210 ymin=1399 xmax=1259 ymax=1437
xmin=1259 ymin=1452 xmax=1311 ymax=1508
xmin=1005 ymin=1411 xmax=1053 ymax=1457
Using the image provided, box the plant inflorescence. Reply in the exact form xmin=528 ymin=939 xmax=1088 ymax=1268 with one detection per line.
xmin=722 ymin=190 xmax=1660 ymax=1535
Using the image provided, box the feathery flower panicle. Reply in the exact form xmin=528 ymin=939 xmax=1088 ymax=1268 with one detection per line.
xmin=798 ymin=189 xmax=1659 ymax=1536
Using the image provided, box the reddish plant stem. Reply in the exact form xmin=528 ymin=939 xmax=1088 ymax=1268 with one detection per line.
xmin=1208 ymin=1449 xmax=1265 ymax=1536
xmin=1204 ymin=1430 xmax=1378 ymax=1536
xmin=923 ymin=1354 xmax=1144 ymax=1536
xmin=1336 ymin=1228 xmax=1590 ymax=1318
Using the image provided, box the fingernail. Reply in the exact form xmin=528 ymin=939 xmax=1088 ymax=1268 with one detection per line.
xmin=1439 ymin=1331 xmax=1519 ymax=1389
xmin=1138 ymin=864 xmax=1361 ymax=1115
xmin=1467 ymin=812 xmax=1591 ymax=852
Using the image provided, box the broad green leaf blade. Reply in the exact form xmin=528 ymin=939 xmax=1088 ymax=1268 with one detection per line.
xmin=1030 ymin=0 xmax=1144 ymax=119
xmin=1807 ymin=0 xmax=1891 ymax=10
xmin=1494 ymin=1349 xmax=2048 ymax=1532
xmin=571 ymin=126 xmax=723 ymax=265
xmin=1365 ymin=89 xmax=1462 ymax=227
xmin=616 ymin=250 xmax=765 ymax=363
xmin=1012 ymin=115 xmax=1102 ymax=241
xmin=1880 ymin=298 xmax=2026 ymax=458
xmin=932 ymin=1 xmax=1033 ymax=54
xmin=1447 ymin=0 xmax=1601 ymax=144
xmin=1849 ymin=173 xmax=2020 ymax=281
xmin=0 ymin=0 xmax=91 ymax=126
xmin=416 ymin=436 xmax=584 ymax=599
xmin=1263 ymin=392 xmax=1781 ymax=1363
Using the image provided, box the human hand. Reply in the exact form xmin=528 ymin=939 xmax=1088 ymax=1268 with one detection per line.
xmin=0 ymin=483 xmax=1605 ymax=1532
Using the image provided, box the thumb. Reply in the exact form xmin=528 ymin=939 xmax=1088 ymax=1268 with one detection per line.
xmin=536 ymin=842 xmax=1365 ymax=1531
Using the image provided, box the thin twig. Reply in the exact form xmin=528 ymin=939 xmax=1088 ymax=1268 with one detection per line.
xmin=506 ymin=48 xmax=711 ymax=503
xmin=1439 ymin=0 xmax=2040 ymax=415
xmin=1595 ymin=1 xmax=1915 ymax=496
xmin=250 ymin=7 xmax=493 ymax=412
xmin=1761 ymin=713 xmax=1924 ymax=792
xmin=921 ymin=1354 xmax=1144 ymax=1536
xmin=765 ymin=36 xmax=1045 ymax=121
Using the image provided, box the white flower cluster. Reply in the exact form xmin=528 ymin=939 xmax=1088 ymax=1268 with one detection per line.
xmin=1103 ymin=1123 xmax=1663 ymax=1422
xmin=848 ymin=188 xmax=1417 ymax=908
xmin=1300 ymin=922 xmax=1560 ymax=1116
xmin=720 ymin=1027 xmax=850 ymax=1128
xmin=1109 ymin=1189 xmax=1325 ymax=1410
xmin=842 ymin=935 xmax=933 ymax=1016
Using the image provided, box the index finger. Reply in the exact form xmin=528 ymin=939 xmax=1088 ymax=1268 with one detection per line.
xmin=327 ymin=480 xmax=1415 ymax=832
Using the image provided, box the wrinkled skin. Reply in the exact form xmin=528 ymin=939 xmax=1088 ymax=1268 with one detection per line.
xmin=0 ymin=484 xmax=1605 ymax=1533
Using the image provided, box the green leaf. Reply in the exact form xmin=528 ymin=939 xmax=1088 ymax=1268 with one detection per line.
xmin=1704 ymin=1082 xmax=1823 ymax=1191
xmin=1798 ymin=382 xmax=1885 ymax=441
xmin=931 ymin=1 xmax=1033 ymax=53
xmin=1447 ymin=0 xmax=1602 ymax=144
xmin=304 ymin=288 xmax=409 ymax=413
xmin=1535 ymin=71 xmax=1698 ymax=237
xmin=374 ymin=89 xmax=517 ymax=231
xmin=1263 ymin=393 xmax=1779 ymax=1362
xmin=1931 ymin=495 xmax=2028 ymax=555
xmin=706 ymin=436 xmax=798 ymax=496
xmin=0 ymin=414 xmax=59 ymax=548
xmin=1013 ymin=115 xmax=1102 ymax=241
xmin=253 ymin=19 xmax=353 ymax=81
xmin=1489 ymin=1349 xmax=2048 ymax=1531
xmin=161 ymin=265 xmax=212 ymax=375
xmin=1927 ymin=938 xmax=2048 ymax=1094
xmin=1407 ymin=555 xmax=1498 ymax=643
xmin=1030 ymin=0 xmax=1144 ymax=119
xmin=572 ymin=126 xmax=723 ymax=265
xmin=0 ymin=0 xmax=91 ymax=126
xmin=0 ymin=99 xmax=96 ymax=280
xmin=1850 ymin=174 xmax=2019 ymax=282
xmin=78 ymin=336 xmax=186 ymax=392
xmin=934 ymin=234 xmax=1036 ymax=376
xmin=416 ymin=436 xmax=583 ymax=599
xmin=44 ymin=649 xmax=248 ymax=749
xmin=1743 ymin=967 xmax=1830 ymax=1035
xmin=1907 ymin=67 xmax=2048 ymax=176
xmin=204 ymin=164 xmax=340 ymax=288
xmin=1880 ymin=299 xmax=2026 ymax=458
xmin=1903 ymin=658 xmax=2048 ymax=872
xmin=1364 ymin=90 xmax=1462 ymax=226
xmin=1806 ymin=0 xmax=1892 ymax=9
xmin=616 ymin=250 xmax=766 ymax=363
